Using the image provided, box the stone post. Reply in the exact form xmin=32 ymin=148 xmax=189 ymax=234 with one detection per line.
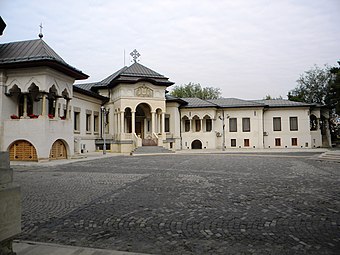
xmin=0 ymin=151 xmax=21 ymax=255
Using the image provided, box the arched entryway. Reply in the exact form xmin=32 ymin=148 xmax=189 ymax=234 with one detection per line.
xmin=49 ymin=140 xmax=67 ymax=160
xmin=191 ymin=139 xmax=202 ymax=149
xmin=135 ymin=103 xmax=151 ymax=139
xmin=9 ymin=140 xmax=38 ymax=161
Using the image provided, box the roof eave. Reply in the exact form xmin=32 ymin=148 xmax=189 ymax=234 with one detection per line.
xmin=0 ymin=59 xmax=89 ymax=80
xmin=73 ymin=86 xmax=109 ymax=101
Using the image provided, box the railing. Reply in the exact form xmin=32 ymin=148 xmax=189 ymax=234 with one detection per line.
xmin=153 ymin=132 xmax=163 ymax=146
xmin=133 ymin=133 xmax=142 ymax=147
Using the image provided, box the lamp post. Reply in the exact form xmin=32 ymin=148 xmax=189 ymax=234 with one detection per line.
xmin=219 ymin=110 xmax=227 ymax=151
xmin=101 ymin=106 xmax=106 ymax=155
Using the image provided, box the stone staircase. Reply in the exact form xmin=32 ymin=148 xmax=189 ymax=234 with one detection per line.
xmin=317 ymin=150 xmax=340 ymax=163
xmin=132 ymin=146 xmax=174 ymax=155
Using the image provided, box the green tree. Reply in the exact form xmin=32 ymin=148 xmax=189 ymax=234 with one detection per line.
xmin=170 ymin=82 xmax=221 ymax=99
xmin=288 ymin=65 xmax=331 ymax=104
xmin=328 ymin=61 xmax=340 ymax=114
xmin=263 ymin=95 xmax=283 ymax=100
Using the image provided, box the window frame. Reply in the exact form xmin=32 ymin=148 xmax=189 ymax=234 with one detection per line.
xmin=290 ymin=117 xmax=298 ymax=131
xmin=242 ymin=118 xmax=250 ymax=132
xmin=273 ymin=117 xmax=282 ymax=131
xmin=229 ymin=118 xmax=237 ymax=132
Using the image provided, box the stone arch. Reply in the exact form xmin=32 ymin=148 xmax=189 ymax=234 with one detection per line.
xmin=62 ymin=88 xmax=70 ymax=99
xmin=49 ymin=139 xmax=68 ymax=160
xmin=23 ymin=78 xmax=41 ymax=92
xmin=7 ymin=84 xmax=21 ymax=97
xmin=203 ymin=114 xmax=213 ymax=132
xmin=7 ymin=79 xmax=22 ymax=92
xmin=191 ymin=139 xmax=202 ymax=149
xmin=8 ymin=140 xmax=38 ymax=161
xmin=182 ymin=115 xmax=190 ymax=132
xmin=310 ymin=114 xmax=318 ymax=131
xmin=135 ymin=103 xmax=152 ymax=138
xmin=192 ymin=115 xmax=201 ymax=132
xmin=124 ymin=107 xmax=132 ymax=133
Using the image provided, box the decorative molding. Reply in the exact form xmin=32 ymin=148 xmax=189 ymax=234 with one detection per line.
xmin=135 ymin=85 xmax=153 ymax=98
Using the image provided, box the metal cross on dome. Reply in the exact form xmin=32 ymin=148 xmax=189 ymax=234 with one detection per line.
xmin=130 ymin=49 xmax=140 ymax=63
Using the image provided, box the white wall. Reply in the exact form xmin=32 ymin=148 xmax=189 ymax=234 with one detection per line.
xmin=263 ymin=107 xmax=312 ymax=148
xmin=72 ymin=92 xmax=103 ymax=153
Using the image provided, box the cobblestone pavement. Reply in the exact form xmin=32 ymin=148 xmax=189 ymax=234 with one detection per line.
xmin=13 ymin=153 xmax=340 ymax=254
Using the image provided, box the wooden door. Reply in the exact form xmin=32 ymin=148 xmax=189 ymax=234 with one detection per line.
xmin=49 ymin=140 xmax=67 ymax=160
xmin=9 ymin=140 xmax=38 ymax=161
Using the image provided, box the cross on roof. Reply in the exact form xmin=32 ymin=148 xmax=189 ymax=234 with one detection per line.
xmin=38 ymin=22 xmax=43 ymax=39
xmin=130 ymin=49 xmax=140 ymax=63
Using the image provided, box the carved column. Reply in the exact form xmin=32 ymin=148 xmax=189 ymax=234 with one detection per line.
xmin=200 ymin=119 xmax=203 ymax=132
xmin=41 ymin=94 xmax=47 ymax=116
xmin=23 ymin=94 xmax=28 ymax=117
xmin=151 ymin=111 xmax=156 ymax=134
xmin=161 ymin=112 xmax=165 ymax=134
xmin=131 ymin=111 xmax=136 ymax=134
xmin=120 ymin=111 xmax=124 ymax=134
xmin=65 ymin=99 xmax=70 ymax=119
xmin=54 ymin=98 xmax=59 ymax=117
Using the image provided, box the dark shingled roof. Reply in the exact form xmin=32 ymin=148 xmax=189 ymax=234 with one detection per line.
xmin=165 ymin=94 xmax=187 ymax=105
xmin=93 ymin=62 xmax=174 ymax=89
xmin=180 ymin=98 xmax=316 ymax=109
xmin=180 ymin=98 xmax=218 ymax=108
xmin=73 ymin=83 xmax=109 ymax=101
xmin=0 ymin=39 xmax=88 ymax=79
xmin=208 ymin=98 xmax=265 ymax=108
xmin=253 ymin=99 xmax=313 ymax=108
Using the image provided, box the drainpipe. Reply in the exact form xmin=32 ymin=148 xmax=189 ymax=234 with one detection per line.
xmin=179 ymin=108 xmax=183 ymax=150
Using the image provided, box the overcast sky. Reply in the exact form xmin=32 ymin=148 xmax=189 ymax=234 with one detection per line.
xmin=1 ymin=0 xmax=339 ymax=99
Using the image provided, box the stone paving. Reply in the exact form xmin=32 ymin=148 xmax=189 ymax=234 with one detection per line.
xmin=13 ymin=153 xmax=340 ymax=254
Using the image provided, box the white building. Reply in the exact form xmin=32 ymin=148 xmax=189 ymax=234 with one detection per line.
xmin=0 ymin=39 xmax=331 ymax=161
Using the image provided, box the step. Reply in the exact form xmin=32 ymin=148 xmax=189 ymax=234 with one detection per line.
xmin=317 ymin=151 xmax=340 ymax=162
xmin=132 ymin=146 xmax=174 ymax=155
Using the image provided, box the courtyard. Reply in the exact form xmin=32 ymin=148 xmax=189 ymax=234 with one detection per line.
xmin=13 ymin=153 xmax=340 ymax=254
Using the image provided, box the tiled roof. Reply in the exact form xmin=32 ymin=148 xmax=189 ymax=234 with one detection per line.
xmin=165 ymin=94 xmax=187 ymax=104
xmin=208 ymin=98 xmax=265 ymax=108
xmin=253 ymin=99 xmax=313 ymax=107
xmin=95 ymin=62 xmax=174 ymax=88
xmin=122 ymin=62 xmax=166 ymax=78
xmin=73 ymin=83 xmax=108 ymax=100
xmin=180 ymin=97 xmax=315 ymax=109
xmin=0 ymin=39 xmax=88 ymax=79
xmin=181 ymin=98 xmax=218 ymax=108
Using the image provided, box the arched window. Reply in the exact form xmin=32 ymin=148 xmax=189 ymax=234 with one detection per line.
xmin=182 ymin=116 xmax=190 ymax=132
xmin=203 ymin=115 xmax=212 ymax=132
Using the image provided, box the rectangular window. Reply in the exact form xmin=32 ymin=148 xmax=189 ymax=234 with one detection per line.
xmin=244 ymin=139 xmax=250 ymax=147
xmin=229 ymin=118 xmax=237 ymax=132
xmin=86 ymin=113 xmax=91 ymax=132
xmin=242 ymin=118 xmax=250 ymax=132
xmin=290 ymin=117 xmax=298 ymax=131
xmin=94 ymin=114 xmax=99 ymax=133
xmin=231 ymin=139 xmax=236 ymax=147
xmin=195 ymin=119 xmax=201 ymax=132
xmin=165 ymin=116 xmax=170 ymax=132
xmin=74 ymin=111 xmax=80 ymax=132
xmin=206 ymin=119 xmax=212 ymax=132
xmin=292 ymin=138 xmax=298 ymax=146
xmin=273 ymin=117 xmax=281 ymax=131
xmin=185 ymin=120 xmax=190 ymax=132
xmin=275 ymin=138 xmax=281 ymax=146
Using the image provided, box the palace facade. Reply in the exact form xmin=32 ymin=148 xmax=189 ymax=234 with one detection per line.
xmin=0 ymin=39 xmax=331 ymax=161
